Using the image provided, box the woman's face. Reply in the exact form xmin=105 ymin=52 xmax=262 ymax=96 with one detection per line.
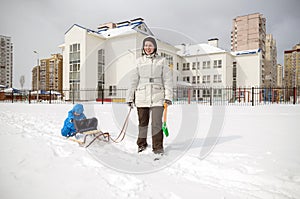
xmin=143 ymin=41 xmax=155 ymax=55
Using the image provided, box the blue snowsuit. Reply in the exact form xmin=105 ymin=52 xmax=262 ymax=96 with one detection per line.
xmin=61 ymin=104 xmax=86 ymax=137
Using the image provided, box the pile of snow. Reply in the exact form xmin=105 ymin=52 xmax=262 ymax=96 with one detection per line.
xmin=0 ymin=103 xmax=299 ymax=199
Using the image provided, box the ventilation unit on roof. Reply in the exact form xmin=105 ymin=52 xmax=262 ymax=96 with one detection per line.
xmin=98 ymin=26 xmax=109 ymax=32
xmin=208 ymin=38 xmax=219 ymax=47
xmin=116 ymin=21 xmax=130 ymax=28
xmin=97 ymin=22 xmax=116 ymax=30
xmin=130 ymin=18 xmax=144 ymax=24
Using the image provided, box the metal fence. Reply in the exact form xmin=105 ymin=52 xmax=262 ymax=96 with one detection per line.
xmin=174 ymin=87 xmax=300 ymax=106
xmin=0 ymin=87 xmax=299 ymax=106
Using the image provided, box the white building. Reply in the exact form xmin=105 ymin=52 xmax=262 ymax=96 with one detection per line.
xmin=61 ymin=19 xmax=262 ymax=102
xmin=231 ymin=49 xmax=263 ymax=87
xmin=177 ymin=39 xmax=262 ymax=101
xmin=60 ymin=18 xmax=179 ymax=101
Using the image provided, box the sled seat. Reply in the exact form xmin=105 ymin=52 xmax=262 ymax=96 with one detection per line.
xmin=70 ymin=117 xmax=109 ymax=147
xmin=74 ymin=117 xmax=98 ymax=133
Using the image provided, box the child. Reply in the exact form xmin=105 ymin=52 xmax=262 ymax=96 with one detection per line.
xmin=61 ymin=104 xmax=86 ymax=137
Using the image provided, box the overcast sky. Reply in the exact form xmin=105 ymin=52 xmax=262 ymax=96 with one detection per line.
xmin=1 ymin=0 xmax=299 ymax=89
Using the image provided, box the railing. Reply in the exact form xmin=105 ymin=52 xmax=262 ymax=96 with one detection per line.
xmin=0 ymin=87 xmax=299 ymax=106
xmin=174 ymin=87 xmax=299 ymax=106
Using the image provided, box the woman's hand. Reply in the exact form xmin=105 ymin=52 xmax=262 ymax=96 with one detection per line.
xmin=164 ymin=99 xmax=172 ymax=105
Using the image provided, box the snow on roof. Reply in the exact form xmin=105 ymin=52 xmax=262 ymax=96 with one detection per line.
xmin=98 ymin=23 xmax=138 ymax=38
xmin=66 ymin=22 xmax=147 ymax=39
xmin=176 ymin=43 xmax=226 ymax=56
xmin=231 ymin=49 xmax=261 ymax=56
xmin=3 ymin=88 xmax=20 ymax=93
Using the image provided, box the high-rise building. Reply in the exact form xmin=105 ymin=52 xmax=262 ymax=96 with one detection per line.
xmin=277 ymin=64 xmax=283 ymax=87
xmin=231 ymin=13 xmax=266 ymax=85
xmin=284 ymin=43 xmax=300 ymax=88
xmin=265 ymin=34 xmax=277 ymax=87
xmin=32 ymin=54 xmax=63 ymax=92
xmin=0 ymin=35 xmax=13 ymax=87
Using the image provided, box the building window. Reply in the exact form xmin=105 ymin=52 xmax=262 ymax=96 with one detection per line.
xmin=213 ymin=74 xmax=222 ymax=83
xmin=69 ymin=43 xmax=80 ymax=100
xmin=192 ymin=76 xmax=200 ymax=84
xmin=213 ymin=60 xmax=222 ymax=68
xmin=203 ymin=89 xmax=210 ymax=98
xmin=183 ymin=76 xmax=190 ymax=83
xmin=202 ymin=75 xmax=210 ymax=83
xmin=192 ymin=62 xmax=196 ymax=70
xmin=193 ymin=89 xmax=200 ymax=98
xmin=109 ymin=85 xmax=116 ymax=96
xmin=203 ymin=61 xmax=211 ymax=69
xmin=213 ymin=89 xmax=222 ymax=97
xmin=98 ymin=49 xmax=105 ymax=87
xmin=183 ymin=63 xmax=190 ymax=71
xmin=233 ymin=61 xmax=237 ymax=90
xmin=161 ymin=52 xmax=174 ymax=69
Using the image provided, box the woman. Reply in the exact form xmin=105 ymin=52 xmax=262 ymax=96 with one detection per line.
xmin=127 ymin=36 xmax=173 ymax=154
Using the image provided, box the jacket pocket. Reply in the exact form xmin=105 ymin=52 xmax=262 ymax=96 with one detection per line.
xmin=152 ymin=85 xmax=164 ymax=102
xmin=135 ymin=86 xmax=146 ymax=101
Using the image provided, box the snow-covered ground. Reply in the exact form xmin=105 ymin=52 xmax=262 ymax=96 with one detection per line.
xmin=0 ymin=103 xmax=299 ymax=199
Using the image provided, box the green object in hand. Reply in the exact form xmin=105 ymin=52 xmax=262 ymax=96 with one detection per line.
xmin=162 ymin=121 xmax=169 ymax=137
xmin=162 ymin=102 xmax=169 ymax=137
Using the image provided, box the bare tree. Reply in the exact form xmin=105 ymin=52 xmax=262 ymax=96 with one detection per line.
xmin=20 ymin=75 xmax=25 ymax=89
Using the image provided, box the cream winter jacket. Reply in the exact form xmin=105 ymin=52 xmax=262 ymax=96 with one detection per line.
xmin=127 ymin=55 xmax=173 ymax=107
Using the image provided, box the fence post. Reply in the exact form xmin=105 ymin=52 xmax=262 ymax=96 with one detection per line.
xmin=11 ymin=90 xmax=14 ymax=103
xmin=49 ymin=90 xmax=52 ymax=104
xmin=101 ymin=88 xmax=104 ymax=104
xmin=238 ymin=87 xmax=241 ymax=103
xmin=252 ymin=87 xmax=254 ymax=106
xmin=293 ymin=87 xmax=296 ymax=105
xmin=210 ymin=87 xmax=213 ymax=106
xmin=187 ymin=88 xmax=190 ymax=104
xmin=29 ymin=90 xmax=31 ymax=104
xmin=72 ymin=88 xmax=75 ymax=104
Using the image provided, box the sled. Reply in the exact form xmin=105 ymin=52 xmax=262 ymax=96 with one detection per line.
xmin=68 ymin=117 xmax=110 ymax=148
xmin=68 ymin=108 xmax=132 ymax=148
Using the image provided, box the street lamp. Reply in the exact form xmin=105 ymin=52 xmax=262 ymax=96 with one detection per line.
xmin=195 ymin=49 xmax=200 ymax=102
xmin=33 ymin=51 xmax=39 ymax=102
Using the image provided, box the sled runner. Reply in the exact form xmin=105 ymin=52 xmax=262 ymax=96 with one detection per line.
xmin=68 ymin=108 xmax=132 ymax=148
xmin=67 ymin=117 xmax=110 ymax=147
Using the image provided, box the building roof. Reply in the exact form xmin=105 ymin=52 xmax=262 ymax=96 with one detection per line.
xmin=231 ymin=49 xmax=261 ymax=56
xmin=176 ymin=43 xmax=226 ymax=56
xmin=65 ymin=21 xmax=153 ymax=39
xmin=99 ymin=23 xmax=139 ymax=38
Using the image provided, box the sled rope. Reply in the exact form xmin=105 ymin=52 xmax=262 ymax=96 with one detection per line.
xmin=72 ymin=107 xmax=132 ymax=147
xmin=109 ymin=107 xmax=132 ymax=143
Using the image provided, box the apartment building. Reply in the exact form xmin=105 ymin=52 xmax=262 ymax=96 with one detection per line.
xmin=60 ymin=18 xmax=179 ymax=100
xmin=265 ymin=34 xmax=277 ymax=87
xmin=61 ymin=18 xmax=262 ymax=101
xmin=0 ymin=35 xmax=13 ymax=87
xmin=277 ymin=64 xmax=283 ymax=87
xmin=231 ymin=13 xmax=266 ymax=85
xmin=284 ymin=43 xmax=300 ymax=88
xmin=177 ymin=39 xmax=230 ymax=99
xmin=32 ymin=54 xmax=63 ymax=92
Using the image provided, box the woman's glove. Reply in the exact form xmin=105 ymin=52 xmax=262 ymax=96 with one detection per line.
xmin=164 ymin=99 xmax=172 ymax=105
xmin=127 ymin=102 xmax=133 ymax=108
